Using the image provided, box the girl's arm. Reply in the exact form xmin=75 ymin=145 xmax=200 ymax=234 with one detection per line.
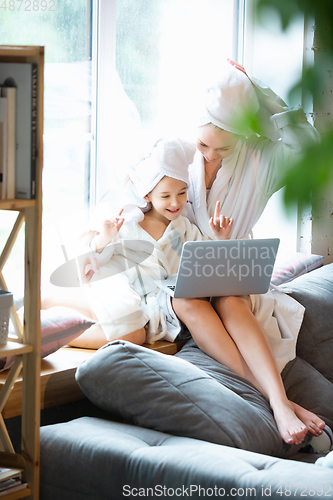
xmin=77 ymin=210 xmax=124 ymax=284
xmin=92 ymin=209 xmax=125 ymax=253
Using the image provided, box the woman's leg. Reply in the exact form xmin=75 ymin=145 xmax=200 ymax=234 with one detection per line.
xmin=212 ymin=296 xmax=325 ymax=439
xmin=172 ymin=297 xmax=261 ymax=390
xmin=173 ymin=296 xmax=315 ymax=445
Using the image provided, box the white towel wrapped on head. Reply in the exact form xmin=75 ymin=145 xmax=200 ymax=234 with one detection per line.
xmin=197 ymin=62 xmax=260 ymax=137
xmin=123 ymin=137 xmax=196 ymax=221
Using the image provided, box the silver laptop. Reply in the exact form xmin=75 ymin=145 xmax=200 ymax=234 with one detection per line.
xmin=155 ymin=238 xmax=280 ymax=298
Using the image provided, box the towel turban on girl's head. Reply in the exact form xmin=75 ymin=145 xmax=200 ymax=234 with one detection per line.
xmin=123 ymin=137 xmax=196 ymax=222
xmin=129 ymin=137 xmax=195 ymax=199
xmin=198 ymin=62 xmax=260 ymax=137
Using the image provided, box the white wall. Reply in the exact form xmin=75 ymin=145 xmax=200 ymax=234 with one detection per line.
xmin=243 ymin=1 xmax=333 ymax=263
xmin=298 ymin=17 xmax=333 ymax=263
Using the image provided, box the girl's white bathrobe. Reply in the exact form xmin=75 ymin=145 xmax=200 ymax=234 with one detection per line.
xmin=88 ymin=214 xmax=304 ymax=373
xmin=88 ymin=216 xmax=203 ymax=345
xmin=184 ymin=107 xmax=321 ymax=240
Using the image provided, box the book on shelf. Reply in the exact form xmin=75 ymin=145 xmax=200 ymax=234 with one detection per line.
xmin=0 ymin=63 xmax=37 ymax=200
xmin=0 ymin=466 xmax=22 ymax=483
xmin=0 ymin=479 xmax=20 ymax=492
xmin=0 ymin=463 xmax=25 ymax=496
xmin=0 ymin=480 xmax=27 ymax=497
xmin=0 ymin=86 xmax=16 ymax=199
xmin=0 ymin=97 xmax=5 ymax=199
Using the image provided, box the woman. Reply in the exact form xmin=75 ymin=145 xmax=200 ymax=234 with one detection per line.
xmin=172 ymin=61 xmax=321 ymax=363
xmin=183 ymin=60 xmax=320 ymax=239
xmin=169 ymin=61 xmax=325 ymax=445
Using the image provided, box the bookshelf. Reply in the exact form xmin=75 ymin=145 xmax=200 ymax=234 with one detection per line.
xmin=0 ymin=46 xmax=43 ymax=500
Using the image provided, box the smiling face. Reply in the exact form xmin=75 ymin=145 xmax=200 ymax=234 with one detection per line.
xmin=196 ymin=124 xmax=239 ymax=166
xmin=145 ymin=176 xmax=188 ymax=224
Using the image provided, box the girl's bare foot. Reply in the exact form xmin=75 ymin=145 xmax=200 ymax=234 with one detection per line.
xmin=271 ymin=399 xmax=308 ymax=445
xmin=292 ymin=402 xmax=326 ymax=436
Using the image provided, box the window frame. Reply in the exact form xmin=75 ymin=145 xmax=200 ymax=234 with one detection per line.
xmin=93 ymin=0 xmax=241 ymax=207
xmin=92 ymin=0 xmax=117 ymax=207
xmin=93 ymin=0 xmax=307 ymax=255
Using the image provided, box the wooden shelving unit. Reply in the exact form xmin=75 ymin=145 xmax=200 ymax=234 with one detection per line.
xmin=0 ymin=45 xmax=44 ymax=500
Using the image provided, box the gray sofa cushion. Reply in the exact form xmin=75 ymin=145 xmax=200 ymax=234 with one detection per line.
xmin=174 ymin=263 xmax=333 ymax=430
xmin=39 ymin=417 xmax=333 ymax=500
xmin=282 ymin=356 xmax=333 ymax=430
xmin=177 ymin=339 xmax=333 ymax=431
xmin=285 ymin=263 xmax=333 ymax=384
xmin=76 ymin=340 xmax=302 ymax=458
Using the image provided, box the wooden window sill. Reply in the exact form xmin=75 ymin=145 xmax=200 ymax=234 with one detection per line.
xmin=0 ymin=339 xmax=186 ymax=419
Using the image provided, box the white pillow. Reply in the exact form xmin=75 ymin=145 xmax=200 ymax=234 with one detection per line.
xmin=0 ymin=307 xmax=95 ymax=372
xmin=271 ymin=252 xmax=324 ymax=286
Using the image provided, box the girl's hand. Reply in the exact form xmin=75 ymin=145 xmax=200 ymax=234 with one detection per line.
xmin=77 ymin=209 xmax=124 ymax=284
xmin=77 ymin=230 xmax=100 ymax=284
xmin=94 ymin=209 xmax=125 ymax=253
xmin=209 ymin=201 xmax=233 ymax=240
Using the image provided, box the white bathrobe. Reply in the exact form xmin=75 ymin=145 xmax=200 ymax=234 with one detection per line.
xmin=184 ymin=108 xmax=321 ymax=240
xmin=88 ymin=214 xmax=304 ymax=372
xmin=88 ymin=215 xmax=204 ymax=344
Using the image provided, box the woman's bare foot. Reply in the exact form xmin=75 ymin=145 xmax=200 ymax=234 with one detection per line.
xmin=292 ymin=402 xmax=326 ymax=436
xmin=271 ymin=398 xmax=308 ymax=445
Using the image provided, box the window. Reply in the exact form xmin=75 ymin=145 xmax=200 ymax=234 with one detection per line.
xmin=95 ymin=0 xmax=304 ymax=257
xmin=0 ymin=0 xmax=93 ymax=295
xmin=95 ymin=0 xmax=237 ymax=202
xmin=1 ymin=0 xmax=237 ymax=298
xmin=1 ymin=0 xmax=304 ymax=300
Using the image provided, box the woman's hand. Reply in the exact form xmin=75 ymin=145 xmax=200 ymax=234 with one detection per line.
xmin=209 ymin=201 xmax=233 ymax=240
xmin=227 ymin=59 xmax=248 ymax=76
xmin=228 ymin=58 xmax=286 ymax=115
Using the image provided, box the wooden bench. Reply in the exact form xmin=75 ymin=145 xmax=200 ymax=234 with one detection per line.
xmin=0 ymin=340 xmax=187 ymax=419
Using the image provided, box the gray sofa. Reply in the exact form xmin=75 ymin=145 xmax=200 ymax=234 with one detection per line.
xmin=39 ymin=264 xmax=333 ymax=499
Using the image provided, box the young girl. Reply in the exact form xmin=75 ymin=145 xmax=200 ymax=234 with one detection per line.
xmin=84 ymin=137 xmax=325 ymax=448
xmin=82 ymin=137 xmax=233 ymax=346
